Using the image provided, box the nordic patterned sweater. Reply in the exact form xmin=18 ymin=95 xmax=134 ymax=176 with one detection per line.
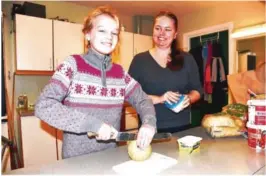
xmin=35 ymin=49 xmax=157 ymax=159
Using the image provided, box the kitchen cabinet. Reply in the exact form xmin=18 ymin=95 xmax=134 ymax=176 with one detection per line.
xmin=133 ymin=33 xmax=153 ymax=56
xmin=56 ymin=130 xmax=63 ymax=160
xmin=121 ymin=103 xmax=139 ymax=131
xmin=15 ymin=14 xmax=84 ymax=72
xmin=118 ymin=32 xmax=134 ymax=71
xmin=15 ymin=14 xmax=53 ymax=71
xmin=117 ymin=33 xmax=152 ymax=130
xmin=117 ymin=32 xmax=153 ymax=72
xmin=53 ymin=20 xmax=84 ymax=68
xmin=15 ymin=14 xmax=151 ymax=73
xmin=21 ymin=116 xmax=57 ymax=167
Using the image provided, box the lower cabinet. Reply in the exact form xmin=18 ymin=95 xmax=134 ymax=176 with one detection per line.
xmin=21 ymin=116 xmax=61 ymax=168
xmin=121 ymin=103 xmax=139 ymax=131
xmin=56 ymin=130 xmax=63 ymax=160
xmin=21 ymin=107 xmax=140 ymax=167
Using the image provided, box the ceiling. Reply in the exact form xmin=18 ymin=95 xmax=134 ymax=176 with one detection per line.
xmin=72 ymin=1 xmax=263 ymax=17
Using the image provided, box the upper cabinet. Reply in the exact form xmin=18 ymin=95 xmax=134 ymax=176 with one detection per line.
xmin=15 ymin=14 xmax=85 ymax=72
xmin=117 ymin=32 xmax=153 ymax=72
xmin=16 ymin=14 xmax=53 ymax=71
xmin=53 ymin=20 xmax=84 ymax=68
xmin=119 ymin=32 xmax=134 ymax=72
xmin=15 ymin=14 xmax=152 ymax=73
xmin=133 ymin=33 xmax=153 ymax=56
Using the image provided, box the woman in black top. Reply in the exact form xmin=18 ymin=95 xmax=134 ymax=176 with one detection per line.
xmin=129 ymin=11 xmax=202 ymax=133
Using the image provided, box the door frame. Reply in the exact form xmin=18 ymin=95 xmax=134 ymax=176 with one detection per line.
xmin=183 ymin=22 xmax=234 ymax=103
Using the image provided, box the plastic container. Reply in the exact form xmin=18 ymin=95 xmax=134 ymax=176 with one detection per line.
xmin=246 ymin=122 xmax=266 ymax=150
xmin=247 ymin=99 xmax=266 ymax=125
xmin=177 ymin=136 xmax=202 ymax=153
xmin=164 ymin=94 xmax=185 ymax=113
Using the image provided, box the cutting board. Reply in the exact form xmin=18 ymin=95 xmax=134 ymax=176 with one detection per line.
xmin=112 ymin=152 xmax=177 ymax=175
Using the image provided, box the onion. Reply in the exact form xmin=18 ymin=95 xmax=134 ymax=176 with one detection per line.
xmin=127 ymin=140 xmax=152 ymax=161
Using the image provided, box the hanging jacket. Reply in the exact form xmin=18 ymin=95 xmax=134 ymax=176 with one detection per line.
xmin=204 ymin=42 xmax=213 ymax=94
xmin=189 ymin=46 xmax=204 ymax=85
xmin=211 ymin=57 xmax=226 ymax=83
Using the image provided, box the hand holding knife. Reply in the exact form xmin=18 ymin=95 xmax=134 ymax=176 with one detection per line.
xmin=88 ymin=123 xmax=118 ymax=141
xmin=88 ymin=130 xmax=172 ymax=145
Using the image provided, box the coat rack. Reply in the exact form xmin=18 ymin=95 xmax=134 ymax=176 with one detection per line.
xmin=200 ymin=32 xmax=220 ymax=44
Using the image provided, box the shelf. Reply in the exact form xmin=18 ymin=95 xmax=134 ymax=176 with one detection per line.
xmin=15 ymin=70 xmax=54 ymax=76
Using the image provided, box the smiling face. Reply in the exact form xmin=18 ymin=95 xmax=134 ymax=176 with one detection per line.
xmin=87 ymin=14 xmax=119 ymax=55
xmin=153 ymin=16 xmax=177 ymax=49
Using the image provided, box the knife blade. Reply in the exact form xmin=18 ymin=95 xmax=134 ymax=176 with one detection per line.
xmin=87 ymin=132 xmax=172 ymax=142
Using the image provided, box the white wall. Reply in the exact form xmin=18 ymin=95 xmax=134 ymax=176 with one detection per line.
xmin=178 ymin=1 xmax=265 ymax=49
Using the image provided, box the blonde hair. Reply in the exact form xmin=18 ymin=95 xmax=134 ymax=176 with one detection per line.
xmin=82 ymin=5 xmax=120 ymax=35
xmin=82 ymin=5 xmax=121 ymax=59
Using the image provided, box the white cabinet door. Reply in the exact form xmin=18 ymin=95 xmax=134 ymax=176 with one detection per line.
xmin=21 ymin=116 xmax=57 ymax=168
xmin=15 ymin=14 xmax=53 ymax=71
xmin=116 ymin=33 xmax=152 ymax=72
xmin=53 ymin=20 xmax=84 ymax=68
xmin=133 ymin=33 xmax=153 ymax=56
xmin=119 ymin=32 xmax=134 ymax=71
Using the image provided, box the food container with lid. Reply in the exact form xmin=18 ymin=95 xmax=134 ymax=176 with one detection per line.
xmin=177 ymin=135 xmax=203 ymax=154
xmin=164 ymin=94 xmax=185 ymax=113
xmin=247 ymin=99 xmax=266 ymax=125
xmin=246 ymin=121 xmax=266 ymax=150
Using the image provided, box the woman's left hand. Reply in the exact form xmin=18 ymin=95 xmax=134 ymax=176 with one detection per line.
xmin=180 ymin=94 xmax=191 ymax=109
xmin=136 ymin=124 xmax=156 ymax=150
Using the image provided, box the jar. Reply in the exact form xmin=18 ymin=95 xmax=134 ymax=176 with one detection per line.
xmin=17 ymin=94 xmax=28 ymax=109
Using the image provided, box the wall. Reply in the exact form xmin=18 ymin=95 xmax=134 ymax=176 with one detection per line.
xmin=178 ymin=1 xmax=265 ymax=49
xmin=237 ymin=36 xmax=265 ymax=68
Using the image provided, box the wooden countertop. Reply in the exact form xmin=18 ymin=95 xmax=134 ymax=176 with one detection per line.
xmin=16 ymin=101 xmax=133 ymax=117
xmin=16 ymin=108 xmax=34 ymax=117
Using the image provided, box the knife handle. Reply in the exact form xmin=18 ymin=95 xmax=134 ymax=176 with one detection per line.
xmin=87 ymin=132 xmax=97 ymax=137
xmin=87 ymin=131 xmax=116 ymax=138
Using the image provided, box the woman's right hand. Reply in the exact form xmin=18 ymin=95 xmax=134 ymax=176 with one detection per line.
xmin=96 ymin=123 xmax=118 ymax=141
xmin=161 ymin=91 xmax=179 ymax=104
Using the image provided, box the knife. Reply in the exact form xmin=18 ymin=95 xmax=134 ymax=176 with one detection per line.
xmin=87 ymin=132 xmax=172 ymax=142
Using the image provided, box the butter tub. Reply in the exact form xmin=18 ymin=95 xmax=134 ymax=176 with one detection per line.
xmin=177 ymin=136 xmax=203 ymax=154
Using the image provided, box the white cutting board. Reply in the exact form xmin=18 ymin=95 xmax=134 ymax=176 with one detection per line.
xmin=112 ymin=152 xmax=177 ymax=175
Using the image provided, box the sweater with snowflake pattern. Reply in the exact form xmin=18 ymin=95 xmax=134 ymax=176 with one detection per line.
xmin=35 ymin=49 xmax=156 ymax=159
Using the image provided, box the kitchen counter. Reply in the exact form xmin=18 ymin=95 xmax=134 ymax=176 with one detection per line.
xmin=16 ymin=108 xmax=34 ymax=117
xmin=5 ymin=127 xmax=265 ymax=175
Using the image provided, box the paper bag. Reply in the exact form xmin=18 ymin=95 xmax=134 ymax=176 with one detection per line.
xmin=227 ymin=62 xmax=265 ymax=104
